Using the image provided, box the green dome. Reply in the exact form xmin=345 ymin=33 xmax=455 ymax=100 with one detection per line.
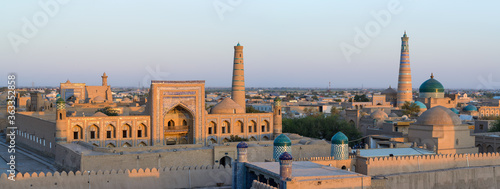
xmin=450 ymin=108 xmax=459 ymax=114
xmin=331 ymin=132 xmax=348 ymax=145
xmin=56 ymin=97 xmax=65 ymax=104
xmin=419 ymin=74 xmax=444 ymax=93
xmin=274 ymin=134 xmax=291 ymax=146
xmin=274 ymin=97 xmax=282 ymax=102
xmin=412 ymin=101 xmax=427 ymax=110
xmin=463 ymin=104 xmax=477 ymax=112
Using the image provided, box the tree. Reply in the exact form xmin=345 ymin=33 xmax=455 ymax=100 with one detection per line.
xmin=401 ymin=101 xmax=420 ymax=117
xmin=246 ymin=106 xmax=264 ymax=113
xmin=229 ymin=135 xmax=248 ymax=142
xmin=95 ymin=107 xmax=119 ymax=116
xmin=312 ymin=95 xmax=319 ymax=101
xmin=353 ymin=94 xmax=369 ymax=102
xmin=488 ymin=118 xmax=500 ymax=132
xmin=304 ymin=107 xmax=322 ymax=117
xmin=282 ymin=115 xmax=362 ymax=146
xmin=330 ymin=106 xmax=340 ymax=115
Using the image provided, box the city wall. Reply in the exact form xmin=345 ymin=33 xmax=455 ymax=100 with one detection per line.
xmin=80 ymin=148 xmax=214 ymax=171
xmin=0 ymin=166 xmax=232 ymax=189
xmin=357 ymin=152 xmax=500 ymax=176
xmin=54 ymin=140 xmax=331 ymax=172
xmin=370 ymin=165 xmax=500 ymax=189
xmin=15 ymin=113 xmax=56 ymax=157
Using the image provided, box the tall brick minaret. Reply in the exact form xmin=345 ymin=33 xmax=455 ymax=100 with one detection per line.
xmin=232 ymin=42 xmax=246 ymax=110
xmin=397 ymin=31 xmax=412 ymax=107
xmin=102 ymin=72 xmax=108 ymax=86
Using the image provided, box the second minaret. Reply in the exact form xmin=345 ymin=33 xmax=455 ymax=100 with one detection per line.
xmin=397 ymin=31 xmax=412 ymax=107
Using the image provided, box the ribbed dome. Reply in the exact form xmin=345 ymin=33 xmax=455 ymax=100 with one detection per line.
xmin=371 ymin=110 xmax=388 ymax=120
xmin=416 ymin=106 xmax=461 ymax=126
xmin=381 ymin=86 xmax=397 ymax=94
xmin=412 ymin=101 xmax=427 ymax=110
xmin=274 ymin=134 xmax=292 ymax=146
xmin=210 ymin=98 xmax=245 ymax=114
xmin=237 ymin=141 xmax=248 ymax=148
xmin=331 ymin=132 xmax=348 ymax=145
xmin=449 ymin=108 xmax=460 ymax=114
xmin=463 ymin=104 xmax=477 ymax=112
xmin=279 ymin=152 xmax=293 ymax=160
xmin=419 ymin=74 xmax=444 ymax=93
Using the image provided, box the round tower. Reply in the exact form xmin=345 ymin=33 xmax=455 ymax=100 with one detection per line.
xmin=279 ymin=152 xmax=293 ymax=181
xmin=273 ymin=134 xmax=292 ymax=161
xmin=331 ymin=132 xmax=349 ymax=160
xmin=397 ymin=31 xmax=413 ymax=107
xmin=233 ymin=141 xmax=249 ymax=189
xmin=55 ymin=97 xmax=67 ymax=143
xmin=273 ymin=97 xmax=282 ymax=139
xmin=237 ymin=141 xmax=248 ymax=162
xmin=231 ymin=43 xmax=246 ymax=110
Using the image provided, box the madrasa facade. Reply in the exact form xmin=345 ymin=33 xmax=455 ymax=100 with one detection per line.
xmin=18 ymin=43 xmax=282 ymax=149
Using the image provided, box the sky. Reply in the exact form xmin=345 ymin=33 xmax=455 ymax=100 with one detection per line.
xmin=1 ymin=0 xmax=499 ymax=89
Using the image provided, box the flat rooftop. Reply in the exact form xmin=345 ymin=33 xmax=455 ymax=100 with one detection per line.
xmin=246 ymin=161 xmax=366 ymax=181
xmin=356 ymin=147 xmax=435 ymax=157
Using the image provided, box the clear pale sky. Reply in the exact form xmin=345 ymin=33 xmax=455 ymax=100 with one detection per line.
xmin=1 ymin=1 xmax=499 ymax=89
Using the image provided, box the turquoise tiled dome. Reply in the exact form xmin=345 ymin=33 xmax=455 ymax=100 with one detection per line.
xmin=331 ymin=131 xmax=349 ymax=160
xmin=419 ymin=74 xmax=444 ymax=93
xmin=412 ymin=101 xmax=427 ymax=110
xmin=273 ymin=134 xmax=292 ymax=161
xmin=450 ymin=108 xmax=459 ymax=114
xmin=463 ymin=104 xmax=477 ymax=112
xmin=274 ymin=134 xmax=291 ymax=146
xmin=331 ymin=132 xmax=348 ymax=145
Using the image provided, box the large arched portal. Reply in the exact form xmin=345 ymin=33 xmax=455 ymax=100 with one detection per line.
xmin=164 ymin=106 xmax=194 ymax=144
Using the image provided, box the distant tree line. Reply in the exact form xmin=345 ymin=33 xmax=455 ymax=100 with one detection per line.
xmin=282 ymin=115 xmax=362 ymax=146
xmin=96 ymin=107 xmax=118 ymax=116
xmin=349 ymin=94 xmax=369 ymax=102
xmin=246 ymin=106 xmax=264 ymax=113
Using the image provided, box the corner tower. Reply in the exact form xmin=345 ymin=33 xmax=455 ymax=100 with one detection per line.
xmin=232 ymin=43 xmax=246 ymax=110
xmin=55 ymin=97 xmax=67 ymax=143
xmin=273 ymin=97 xmax=283 ymax=139
xmin=397 ymin=31 xmax=413 ymax=107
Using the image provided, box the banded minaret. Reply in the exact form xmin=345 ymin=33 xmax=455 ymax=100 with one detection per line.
xmin=232 ymin=43 xmax=246 ymax=110
xmin=102 ymin=72 xmax=108 ymax=86
xmin=397 ymin=31 xmax=412 ymax=107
